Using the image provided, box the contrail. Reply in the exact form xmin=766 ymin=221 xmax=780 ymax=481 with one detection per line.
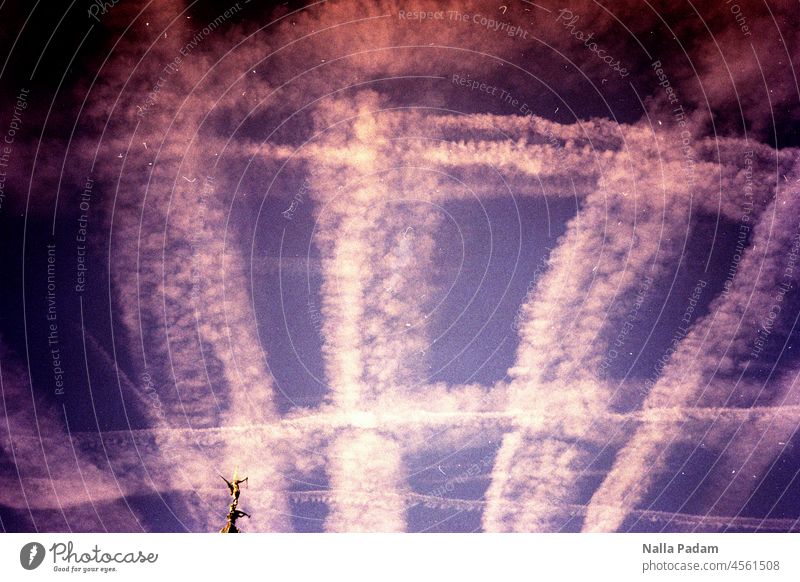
xmin=584 ymin=165 xmax=800 ymax=532
xmin=36 ymin=62 xmax=800 ymax=532
xmin=255 ymin=113 xmax=792 ymax=215
xmin=483 ymin=118 xmax=694 ymax=532
xmin=55 ymin=1 xmax=290 ymax=530
xmin=484 ymin=123 xmax=796 ymax=531
xmin=10 ymin=402 xmax=800 ymax=452
xmin=0 ymin=339 xmax=145 ymax=531
xmin=683 ymin=367 xmax=800 ymax=531
xmin=309 ymin=97 xmax=415 ymax=531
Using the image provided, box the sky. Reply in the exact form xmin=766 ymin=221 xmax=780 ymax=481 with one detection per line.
xmin=0 ymin=0 xmax=799 ymax=533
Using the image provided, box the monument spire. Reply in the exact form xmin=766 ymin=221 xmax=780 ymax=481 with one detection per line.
xmin=219 ymin=469 xmax=250 ymax=533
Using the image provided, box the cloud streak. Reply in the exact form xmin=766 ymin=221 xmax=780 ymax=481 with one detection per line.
xmin=584 ymin=160 xmax=800 ymax=531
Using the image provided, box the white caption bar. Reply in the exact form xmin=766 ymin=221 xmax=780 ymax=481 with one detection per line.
xmin=1 ymin=533 xmax=798 ymax=581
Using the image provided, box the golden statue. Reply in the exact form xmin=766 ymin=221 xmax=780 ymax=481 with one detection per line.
xmin=219 ymin=468 xmax=250 ymax=533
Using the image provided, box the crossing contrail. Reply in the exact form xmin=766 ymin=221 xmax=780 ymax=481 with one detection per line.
xmin=584 ymin=165 xmax=800 ymax=532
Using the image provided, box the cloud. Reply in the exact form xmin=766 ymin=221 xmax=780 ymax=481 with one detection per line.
xmin=583 ymin=160 xmax=800 ymax=532
xmin=6 ymin=0 xmax=800 ymax=533
xmin=325 ymin=429 xmax=407 ymax=531
xmin=0 ymin=338 xmax=148 ymax=531
xmin=480 ymin=115 xmax=797 ymax=531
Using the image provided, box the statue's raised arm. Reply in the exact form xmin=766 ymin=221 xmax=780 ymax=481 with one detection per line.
xmin=219 ymin=469 xmax=251 ymax=533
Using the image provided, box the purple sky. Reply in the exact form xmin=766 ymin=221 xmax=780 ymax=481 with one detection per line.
xmin=1 ymin=0 xmax=799 ymax=532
